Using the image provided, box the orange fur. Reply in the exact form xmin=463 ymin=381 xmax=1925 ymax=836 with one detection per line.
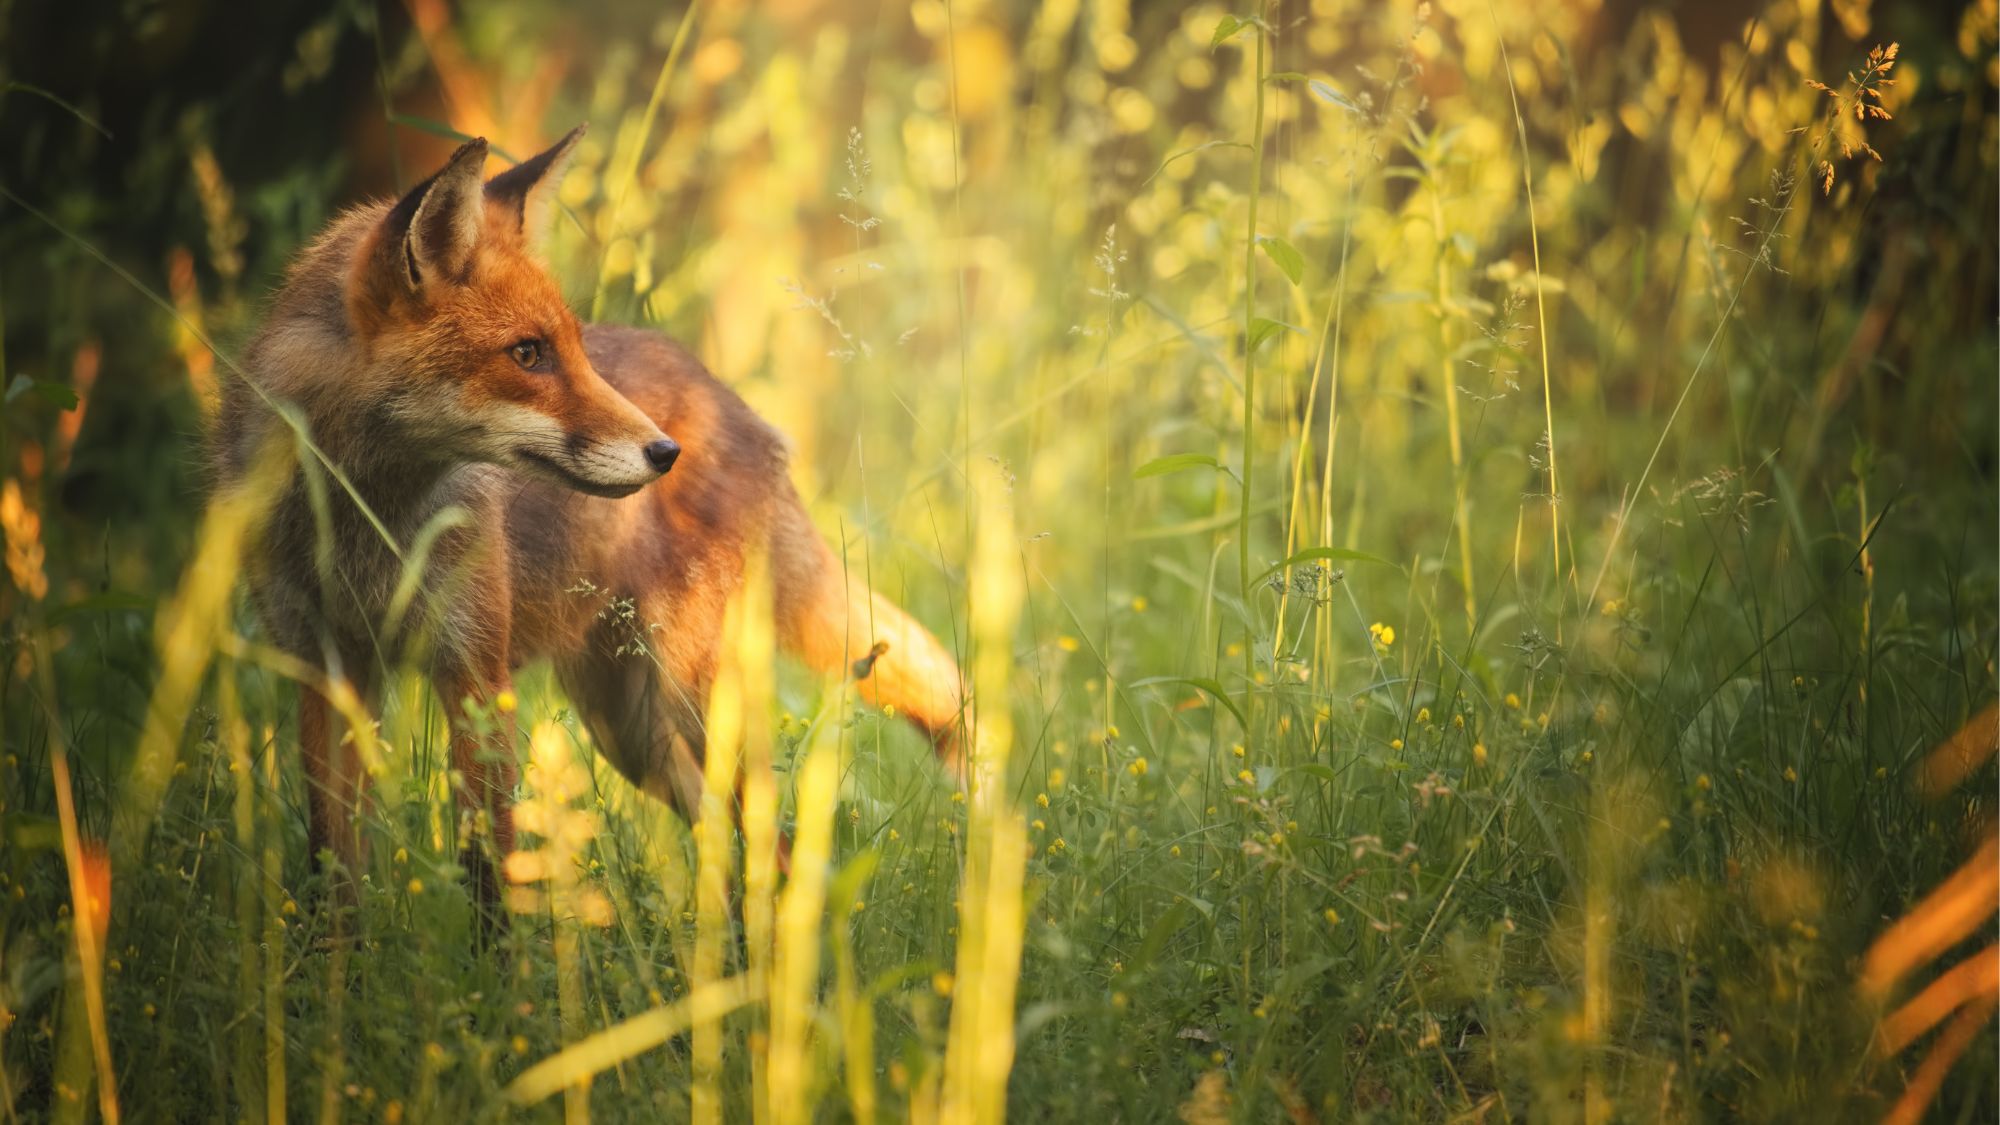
xmin=213 ymin=130 xmax=968 ymax=914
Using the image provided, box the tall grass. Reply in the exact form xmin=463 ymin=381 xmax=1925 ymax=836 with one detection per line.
xmin=0 ymin=1 xmax=1995 ymax=1122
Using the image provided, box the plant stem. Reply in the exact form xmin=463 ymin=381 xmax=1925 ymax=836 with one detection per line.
xmin=1490 ymin=5 xmax=1561 ymax=626
xmin=1237 ymin=22 xmax=1266 ymax=739
xmin=1430 ymin=170 xmax=1478 ymax=630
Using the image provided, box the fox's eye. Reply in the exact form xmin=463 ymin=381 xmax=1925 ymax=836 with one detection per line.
xmin=509 ymin=340 xmax=544 ymax=370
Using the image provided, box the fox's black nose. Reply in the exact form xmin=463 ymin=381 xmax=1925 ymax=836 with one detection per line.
xmin=644 ymin=437 xmax=681 ymax=473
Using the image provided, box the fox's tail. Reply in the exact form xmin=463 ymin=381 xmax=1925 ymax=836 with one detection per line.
xmin=774 ymin=510 xmax=970 ymax=771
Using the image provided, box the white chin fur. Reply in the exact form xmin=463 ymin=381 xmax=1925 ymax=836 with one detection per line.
xmin=481 ymin=404 xmax=658 ymax=496
xmin=513 ymin=448 xmax=655 ymax=498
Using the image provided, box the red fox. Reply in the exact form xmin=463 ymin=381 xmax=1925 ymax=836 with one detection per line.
xmin=213 ymin=127 xmax=968 ymax=910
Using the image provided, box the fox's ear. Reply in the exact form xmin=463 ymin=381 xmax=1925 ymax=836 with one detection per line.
xmin=485 ymin=125 xmax=585 ymax=249
xmin=380 ymin=138 xmax=488 ymax=290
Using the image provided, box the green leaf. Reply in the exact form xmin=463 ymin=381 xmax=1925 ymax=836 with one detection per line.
xmin=1272 ymin=955 xmax=1338 ymax=994
xmin=1309 ymin=79 xmax=1363 ymax=114
xmin=1257 ymin=235 xmax=1305 ymax=286
xmin=1133 ymin=453 xmax=1222 ymax=480
xmin=5 ymin=375 xmax=78 ymax=411
xmin=1158 ymin=887 xmax=1217 ymax=919
xmin=35 ymin=382 xmax=78 ymax=411
xmin=1254 ymin=546 xmax=1397 ymax=586
xmin=1132 ymin=900 xmax=1196 ymax=969
xmin=1247 ymin=317 xmax=1303 ymax=351
xmin=1130 ymin=676 xmax=1248 ymax=730
xmin=2 ymin=811 xmax=62 ymax=852
xmin=1210 ymin=15 xmax=1246 ymax=47
xmin=866 ymin=962 xmax=941 ymax=1003
xmin=1264 ymin=71 xmax=1308 ymax=83
xmin=828 ymin=849 xmax=880 ymax=914
xmin=1016 ymin=1001 xmax=1077 ymax=1042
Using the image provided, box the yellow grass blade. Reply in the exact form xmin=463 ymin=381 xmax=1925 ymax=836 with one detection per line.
xmin=219 ymin=674 xmax=267 ymax=1116
xmin=734 ymin=553 xmax=779 ymax=1125
xmin=1917 ymin=704 xmax=1999 ymax=801
xmin=1861 ymin=835 xmax=1999 ymax=998
xmin=507 ymin=975 xmax=766 ymax=1106
xmin=767 ymin=718 xmax=840 ymax=1124
xmin=1877 ymin=942 xmax=2000 ymax=1057
xmin=260 ymin=723 xmax=288 ymax=1125
xmin=38 ymin=641 xmax=117 ymax=1125
xmin=693 ymin=588 xmax=747 ymax=1123
xmin=1883 ymin=995 xmax=1999 ymax=1125
xmin=112 ymin=434 xmax=292 ymax=874
xmin=938 ymin=479 xmax=1027 ymax=1125
xmin=1488 ymin=0 xmax=1564 ymax=612
xmin=590 ymin=0 xmax=700 ymax=319
xmin=830 ymin=849 xmax=879 ymax=1125
xmin=514 ymin=722 xmax=601 ymax=1124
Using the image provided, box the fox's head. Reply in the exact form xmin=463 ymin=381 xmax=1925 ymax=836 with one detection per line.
xmin=345 ymin=127 xmax=675 ymax=498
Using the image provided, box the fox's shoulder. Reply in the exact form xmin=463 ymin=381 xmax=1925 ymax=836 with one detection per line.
xmin=212 ymin=206 xmax=389 ymax=486
xmin=582 ymin=323 xmax=789 ymax=469
xmin=580 ymin=323 xmax=710 ymax=396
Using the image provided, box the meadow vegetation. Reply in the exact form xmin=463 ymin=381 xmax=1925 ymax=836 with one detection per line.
xmin=1 ymin=0 xmax=1996 ymax=1120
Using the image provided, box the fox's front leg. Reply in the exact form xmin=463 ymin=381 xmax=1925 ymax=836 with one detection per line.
xmin=443 ymin=665 xmax=519 ymax=920
xmin=301 ymin=676 xmax=370 ymax=922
